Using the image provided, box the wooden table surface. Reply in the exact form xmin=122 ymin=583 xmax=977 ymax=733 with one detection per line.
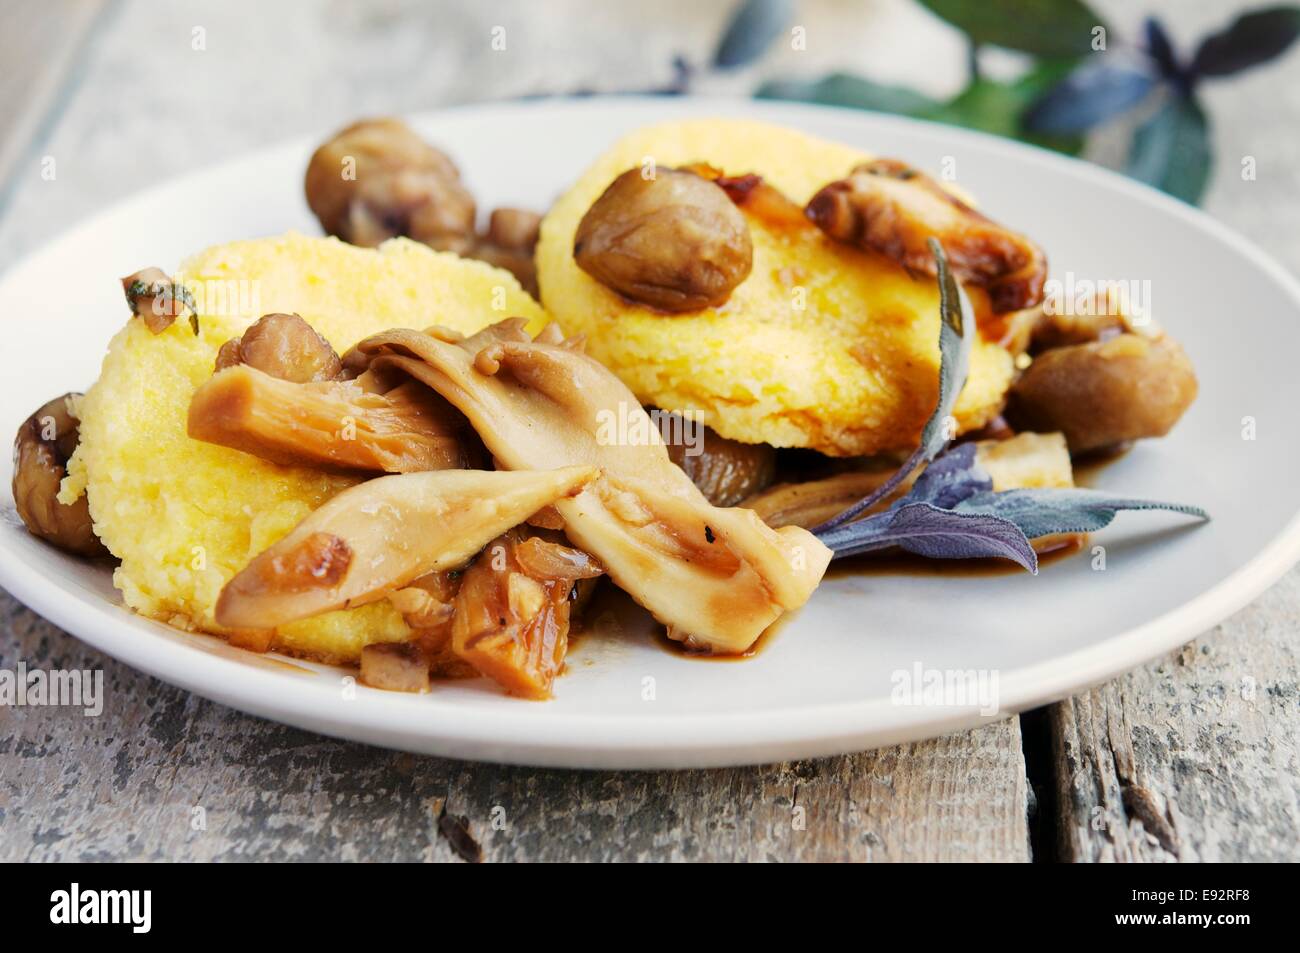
xmin=1 ymin=0 xmax=1297 ymax=862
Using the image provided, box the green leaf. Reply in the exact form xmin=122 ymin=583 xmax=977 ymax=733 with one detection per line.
xmin=1126 ymin=95 xmax=1212 ymax=204
xmin=756 ymin=73 xmax=939 ymax=115
xmin=917 ymin=0 xmax=1109 ymax=58
xmin=918 ymin=60 xmax=1086 ymax=154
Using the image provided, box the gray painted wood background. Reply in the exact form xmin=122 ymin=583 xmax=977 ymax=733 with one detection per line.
xmin=1 ymin=0 xmax=1296 ymax=862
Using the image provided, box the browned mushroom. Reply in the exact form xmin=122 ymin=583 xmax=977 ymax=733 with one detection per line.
xmin=188 ymin=365 xmax=469 ymax=473
xmin=213 ymin=312 xmax=344 ymax=382
xmin=451 ymin=528 xmax=603 ymax=699
xmin=12 ymin=394 xmax=107 ymax=557
xmin=1008 ymin=334 xmax=1198 ymax=454
xmin=806 ymin=159 xmax=1047 ymax=312
xmin=574 ymin=167 xmax=753 ymax=311
xmin=464 ymin=208 xmax=542 ymax=296
xmin=121 ymin=267 xmax=197 ymax=334
xmin=214 ymin=465 xmax=598 ymax=630
xmin=304 ymin=117 xmax=477 ymax=251
xmin=664 ymin=417 xmax=776 ymax=507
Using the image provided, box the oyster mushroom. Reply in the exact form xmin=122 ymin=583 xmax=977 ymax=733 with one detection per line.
xmin=214 ymin=465 xmax=597 ymax=630
xmin=12 ymin=394 xmax=106 ymax=557
xmin=188 ymin=364 xmax=470 ymax=473
xmin=806 ymin=159 xmax=1047 ymax=312
xmin=354 ymin=319 xmax=831 ymax=654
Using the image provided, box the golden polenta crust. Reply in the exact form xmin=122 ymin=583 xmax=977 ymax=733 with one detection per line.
xmin=537 ymin=118 xmax=1014 ymax=456
xmin=61 ymin=233 xmax=547 ymax=664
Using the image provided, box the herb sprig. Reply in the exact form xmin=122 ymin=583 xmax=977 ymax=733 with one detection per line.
xmin=811 ymin=244 xmax=1208 ymax=567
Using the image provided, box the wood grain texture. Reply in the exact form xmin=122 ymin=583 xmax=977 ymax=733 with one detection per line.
xmin=0 ymin=596 xmax=1029 ymax=862
xmin=1050 ymin=570 xmax=1300 ymax=862
xmin=1046 ymin=0 xmax=1300 ymax=864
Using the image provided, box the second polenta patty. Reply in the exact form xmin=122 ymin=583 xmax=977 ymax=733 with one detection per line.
xmin=536 ymin=118 xmax=1014 ymax=457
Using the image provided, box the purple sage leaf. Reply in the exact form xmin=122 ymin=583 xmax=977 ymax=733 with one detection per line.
xmin=1191 ymin=6 xmax=1300 ymax=78
xmin=817 ymin=501 xmax=1039 ymax=572
xmin=902 ymin=441 xmax=991 ymax=508
xmin=814 ymin=238 xmax=974 ymax=531
xmin=953 ymin=488 xmax=1209 ymax=538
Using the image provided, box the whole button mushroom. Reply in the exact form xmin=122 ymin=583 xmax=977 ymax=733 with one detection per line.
xmin=573 ymin=167 xmax=753 ymax=312
xmin=304 ymin=118 xmax=477 ymax=252
xmin=1008 ymin=333 xmax=1198 ymax=454
xmin=12 ymin=395 xmax=107 ymax=557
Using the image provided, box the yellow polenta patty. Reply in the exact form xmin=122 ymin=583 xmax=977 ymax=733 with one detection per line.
xmin=60 ymin=233 xmax=547 ymax=663
xmin=537 ymin=119 xmax=1014 ymax=456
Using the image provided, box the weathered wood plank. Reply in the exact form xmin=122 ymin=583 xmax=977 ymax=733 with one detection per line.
xmin=1051 ymin=568 xmax=1300 ymax=862
xmin=0 ymin=593 xmax=1029 ymax=861
xmin=1047 ymin=0 xmax=1300 ymax=863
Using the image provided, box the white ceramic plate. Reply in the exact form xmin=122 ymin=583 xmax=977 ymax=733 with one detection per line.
xmin=2 ymin=98 xmax=1297 ymax=768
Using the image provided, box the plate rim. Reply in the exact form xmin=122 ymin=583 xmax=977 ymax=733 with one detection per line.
xmin=2 ymin=95 xmax=1298 ymax=769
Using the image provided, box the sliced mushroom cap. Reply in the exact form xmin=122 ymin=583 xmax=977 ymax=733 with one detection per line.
xmin=353 ymin=320 xmax=831 ymax=654
xmin=304 ymin=117 xmax=476 ymax=251
xmin=215 ymin=465 xmax=597 ymax=630
xmin=12 ymin=394 xmax=106 ymax=557
xmin=806 ymin=159 xmax=1047 ymax=313
xmin=574 ymin=167 xmax=753 ymax=312
xmin=1008 ymin=334 xmax=1198 ymax=454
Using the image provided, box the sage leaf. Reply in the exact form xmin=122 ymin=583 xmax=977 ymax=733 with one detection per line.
xmin=903 ymin=441 xmax=991 ymax=509
xmin=918 ymin=61 xmax=1086 ymax=155
xmin=814 ymin=238 xmax=974 ymax=531
xmin=1191 ymin=5 xmax=1300 ymax=78
xmin=757 ymin=73 xmax=940 ymax=115
xmin=817 ymin=501 xmax=1039 ymax=572
xmin=954 ymin=488 xmax=1209 ymax=538
xmin=916 ymin=0 xmax=1109 ymax=59
xmin=714 ymin=0 xmax=794 ymax=69
xmin=1144 ymin=17 xmax=1182 ymax=81
xmin=1127 ymin=95 xmax=1212 ymax=204
xmin=1023 ymin=62 xmax=1157 ymax=134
